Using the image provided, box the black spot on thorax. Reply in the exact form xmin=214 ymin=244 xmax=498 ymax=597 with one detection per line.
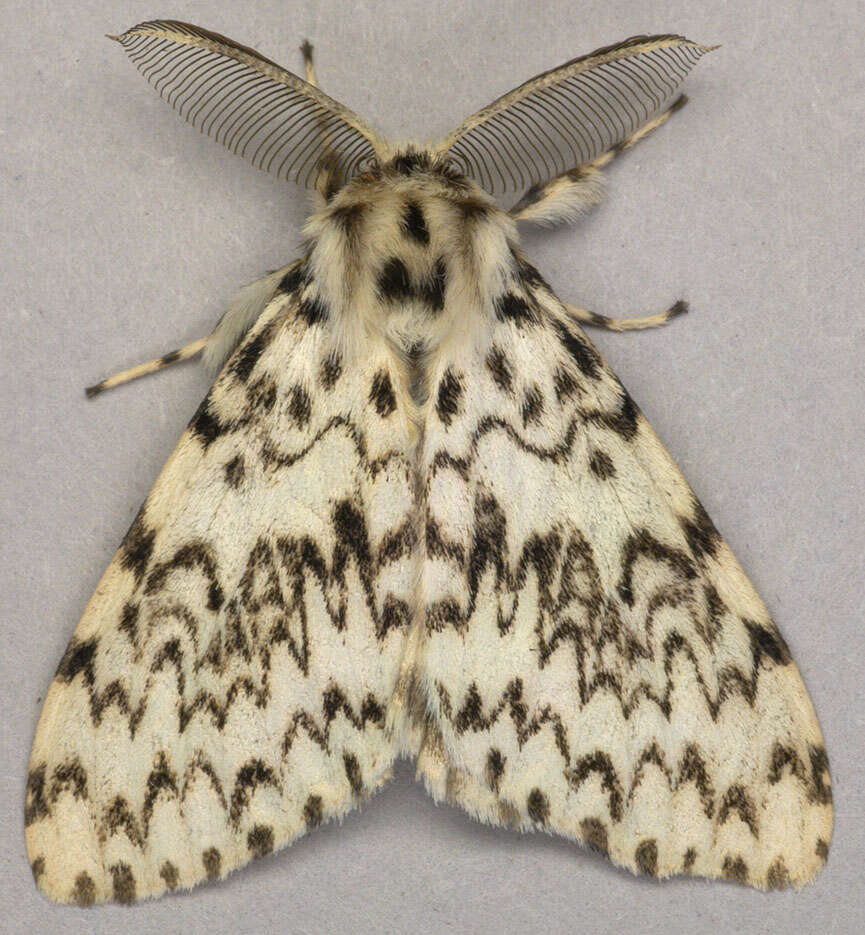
xmin=420 ymin=257 xmax=447 ymax=312
xmin=377 ymin=257 xmax=413 ymax=302
xmin=297 ymin=292 xmax=329 ymax=326
xmin=401 ymin=201 xmax=430 ymax=244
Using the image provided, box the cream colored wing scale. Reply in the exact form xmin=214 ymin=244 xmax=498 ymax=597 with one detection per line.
xmin=411 ymin=254 xmax=832 ymax=889
xmin=26 ymin=268 xmax=416 ymax=904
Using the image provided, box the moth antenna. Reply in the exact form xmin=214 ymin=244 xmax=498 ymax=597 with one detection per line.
xmin=84 ymin=337 xmax=208 ymax=398
xmin=510 ymin=95 xmax=689 ymax=226
xmin=565 ymin=299 xmax=688 ymax=332
xmin=300 ymin=39 xmax=317 ymax=87
xmin=438 ymin=33 xmax=713 ymax=193
xmin=110 ymin=21 xmax=386 ymax=187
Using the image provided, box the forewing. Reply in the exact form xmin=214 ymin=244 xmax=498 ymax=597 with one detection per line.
xmin=26 ymin=269 xmax=416 ymax=904
xmin=111 ymin=21 xmax=385 ymax=187
xmin=437 ymin=36 xmax=712 ymax=193
xmin=415 ymin=260 xmax=832 ymax=888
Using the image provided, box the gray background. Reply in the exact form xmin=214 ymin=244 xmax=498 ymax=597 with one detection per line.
xmin=2 ymin=1 xmax=863 ymax=932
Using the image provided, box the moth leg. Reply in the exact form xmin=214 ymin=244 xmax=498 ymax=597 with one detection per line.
xmin=84 ymin=263 xmax=298 ymax=398
xmin=84 ymin=337 xmax=208 ymax=398
xmin=300 ymin=39 xmax=318 ymax=87
xmin=299 ymin=39 xmax=343 ymax=202
xmin=510 ymin=94 xmax=689 ymax=225
xmin=565 ymin=299 xmax=688 ymax=332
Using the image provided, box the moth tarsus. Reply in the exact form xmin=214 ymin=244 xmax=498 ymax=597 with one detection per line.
xmin=29 ymin=22 xmax=831 ymax=906
xmin=566 ymin=298 xmax=689 ymax=333
xmin=300 ymin=38 xmax=317 ymax=87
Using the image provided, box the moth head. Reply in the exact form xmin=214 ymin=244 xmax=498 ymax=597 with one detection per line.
xmin=112 ymin=22 xmax=713 ymax=205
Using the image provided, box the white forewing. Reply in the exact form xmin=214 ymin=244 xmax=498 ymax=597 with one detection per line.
xmin=412 ymin=259 xmax=832 ymax=889
xmin=27 ymin=279 xmax=416 ymax=904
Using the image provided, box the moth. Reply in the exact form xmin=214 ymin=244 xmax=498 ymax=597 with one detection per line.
xmin=26 ymin=21 xmax=832 ymax=906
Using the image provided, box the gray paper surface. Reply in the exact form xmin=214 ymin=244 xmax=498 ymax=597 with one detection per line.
xmin=2 ymin=2 xmax=862 ymax=932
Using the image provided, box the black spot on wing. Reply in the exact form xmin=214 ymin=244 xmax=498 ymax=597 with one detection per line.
xmin=588 ymin=387 xmax=640 ymax=442
xmin=527 ymin=788 xmax=550 ymax=824
xmin=287 ymin=385 xmax=312 ymax=428
xmin=72 ymin=872 xmax=96 ymax=906
xmin=635 ymin=839 xmax=658 ymax=876
xmin=486 ymin=345 xmax=513 ymax=393
xmin=120 ymin=508 xmax=156 ymax=582
xmin=297 ymin=293 xmax=329 ymax=326
xmin=224 ymin=454 xmax=246 ymax=488
xmin=369 ymin=370 xmax=397 ymax=417
xmin=401 ymin=201 xmax=430 ymax=244
xmin=521 ymin=384 xmax=544 ymax=426
xmin=722 ymin=855 xmax=749 ymax=884
xmin=343 ymin=753 xmax=363 ymax=794
xmin=202 ymin=848 xmax=221 ymax=882
xmin=553 ymin=366 xmax=578 ymax=402
xmin=681 ymin=498 xmax=721 ymax=559
xmin=436 ymin=368 xmax=464 ymax=426
xmin=377 ymin=257 xmax=413 ymax=302
xmin=247 ymin=824 xmax=274 ymax=858
xmin=304 ymin=794 xmax=324 ymax=828
xmin=580 ymin=818 xmax=609 ymax=855
xmin=55 ymin=637 xmax=97 ymax=683
xmin=319 ymin=351 xmax=342 ymax=390
xmin=189 ymin=395 xmax=231 ymax=448
xmin=230 ymin=326 xmax=271 ymax=383
xmin=744 ymin=619 xmax=792 ymax=667
xmin=552 ymin=319 xmax=600 ymax=379
xmin=589 ymin=449 xmax=616 ymax=479
xmin=494 ymin=291 xmax=538 ymax=326
xmin=486 ymin=749 xmax=505 ymax=793
xmin=110 ymin=864 xmax=137 ymax=904
xmin=278 ymin=263 xmax=305 ymax=296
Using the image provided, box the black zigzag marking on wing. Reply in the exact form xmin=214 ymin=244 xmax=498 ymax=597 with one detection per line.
xmin=427 ymin=485 xmax=795 ymax=719
xmin=27 ymin=682 xmax=389 ymax=849
xmin=433 ymin=673 xmax=829 ymax=833
xmin=260 ymin=415 xmax=407 ymax=479
xmin=45 ymin=503 xmax=414 ymax=737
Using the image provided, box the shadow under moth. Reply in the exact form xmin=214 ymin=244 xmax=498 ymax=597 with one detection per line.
xmin=26 ymin=21 xmax=833 ymax=905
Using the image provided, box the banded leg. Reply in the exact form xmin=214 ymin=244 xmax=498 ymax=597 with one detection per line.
xmin=510 ymin=94 xmax=689 ymax=225
xmin=565 ymin=299 xmax=688 ymax=333
xmin=300 ymin=39 xmax=318 ymax=87
xmin=85 ymin=338 xmax=207 ymax=398
xmin=85 ymin=263 xmax=297 ymax=397
xmin=298 ymin=39 xmax=344 ymax=202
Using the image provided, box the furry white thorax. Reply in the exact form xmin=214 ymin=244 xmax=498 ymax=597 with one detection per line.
xmin=301 ymin=158 xmax=519 ymax=402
